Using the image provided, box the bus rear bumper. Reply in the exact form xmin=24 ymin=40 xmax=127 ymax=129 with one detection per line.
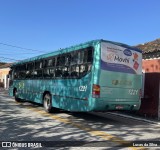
xmin=92 ymin=100 xmax=141 ymax=111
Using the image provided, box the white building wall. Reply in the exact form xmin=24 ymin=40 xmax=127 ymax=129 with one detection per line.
xmin=0 ymin=67 xmax=10 ymax=89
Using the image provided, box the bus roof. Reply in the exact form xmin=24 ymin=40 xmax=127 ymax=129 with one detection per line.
xmin=12 ymin=39 xmax=141 ymax=67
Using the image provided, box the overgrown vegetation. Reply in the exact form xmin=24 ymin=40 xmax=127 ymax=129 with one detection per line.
xmin=136 ymin=38 xmax=160 ymax=53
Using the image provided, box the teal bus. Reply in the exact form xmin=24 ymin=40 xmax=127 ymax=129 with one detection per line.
xmin=8 ymin=39 xmax=142 ymax=113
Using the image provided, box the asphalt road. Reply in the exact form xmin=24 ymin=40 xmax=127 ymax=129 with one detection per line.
xmin=0 ymin=89 xmax=160 ymax=150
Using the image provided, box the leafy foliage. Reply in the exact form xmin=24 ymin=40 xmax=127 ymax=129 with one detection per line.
xmin=136 ymin=38 xmax=160 ymax=53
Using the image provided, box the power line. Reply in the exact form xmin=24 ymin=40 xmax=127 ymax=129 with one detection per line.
xmin=0 ymin=42 xmax=47 ymax=53
xmin=0 ymin=56 xmax=20 ymax=61
xmin=0 ymin=47 xmax=38 ymax=53
xmin=0 ymin=52 xmax=38 ymax=55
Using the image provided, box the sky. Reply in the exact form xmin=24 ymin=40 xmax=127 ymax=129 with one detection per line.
xmin=0 ymin=0 xmax=160 ymax=62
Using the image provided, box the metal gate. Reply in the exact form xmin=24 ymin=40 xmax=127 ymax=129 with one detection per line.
xmin=138 ymin=73 xmax=160 ymax=120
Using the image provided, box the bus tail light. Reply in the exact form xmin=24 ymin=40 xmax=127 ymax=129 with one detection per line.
xmin=92 ymin=84 xmax=100 ymax=98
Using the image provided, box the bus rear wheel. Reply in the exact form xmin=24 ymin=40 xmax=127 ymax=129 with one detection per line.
xmin=43 ymin=93 xmax=53 ymax=113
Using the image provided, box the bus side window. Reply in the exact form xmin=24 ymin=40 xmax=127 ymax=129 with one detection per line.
xmin=88 ymin=64 xmax=92 ymax=71
xmin=79 ymin=64 xmax=87 ymax=76
xmin=70 ymin=52 xmax=79 ymax=78
xmin=15 ymin=64 xmax=26 ymax=79
xmin=14 ymin=69 xmax=18 ymax=79
xmin=43 ymin=58 xmax=55 ymax=78
xmin=60 ymin=56 xmax=65 ymax=66
xmin=55 ymin=55 xmax=65 ymax=78
xmin=71 ymin=65 xmax=79 ymax=78
xmin=78 ymin=47 xmax=93 ymax=78
xmin=26 ymin=70 xmax=29 ymax=78
xmin=19 ymin=64 xmax=26 ymax=79
xmin=26 ymin=62 xmax=34 ymax=78
xmin=71 ymin=52 xmax=78 ymax=65
xmin=78 ymin=51 xmax=84 ymax=64
xmin=56 ymin=56 xmax=60 ymax=66
xmin=43 ymin=59 xmax=53 ymax=68
xmin=61 ymin=54 xmax=71 ymax=78
xmin=65 ymin=54 xmax=71 ymax=66
xmin=62 ymin=66 xmax=70 ymax=78
xmin=56 ymin=55 xmax=65 ymax=66
xmin=48 ymin=59 xmax=53 ymax=67
xmin=43 ymin=68 xmax=50 ymax=78
xmin=55 ymin=67 xmax=62 ymax=77
xmin=87 ymin=47 xmax=93 ymax=63
xmin=43 ymin=60 xmax=47 ymax=68
xmin=43 ymin=68 xmax=55 ymax=78
xmin=83 ymin=50 xmax=88 ymax=63
xmin=34 ymin=61 xmax=43 ymax=78
xmin=52 ymin=58 xmax=56 ymax=67
xmin=49 ymin=68 xmax=55 ymax=77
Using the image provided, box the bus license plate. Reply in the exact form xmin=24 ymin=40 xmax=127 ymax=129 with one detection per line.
xmin=116 ymin=105 xmax=123 ymax=109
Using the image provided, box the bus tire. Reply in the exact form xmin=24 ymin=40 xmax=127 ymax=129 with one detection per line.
xmin=14 ymin=89 xmax=21 ymax=102
xmin=43 ymin=93 xmax=53 ymax=113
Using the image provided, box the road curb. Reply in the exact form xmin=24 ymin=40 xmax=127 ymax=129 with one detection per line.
xmin=106 ymin=112 xmax=160 ymax=125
